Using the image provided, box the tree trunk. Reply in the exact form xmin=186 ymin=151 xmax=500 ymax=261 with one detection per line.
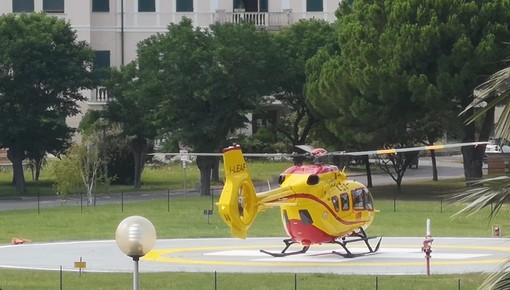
xmin=32 ymin=157 xmax=43 ymax=181
xmin=87 ymin=182 xmax=94 ymax=205
xmin=395 ymin=177 xmax=403 ymax=194
xmin=131 ymin=137 xmax=148 ymax=189
xmin=461 ymin=107 xmax=492 ymax=182
xmin=363 ymin=155 xmax=373 ymax=188
xmin=461 ymin=145 xmax=484 ymax=183
xmin=211 ymin=156 xmax=220 ymax=182
xmin=35 ymin=158 xmax=42 ymax=181
xmin=430 ymin=150 xmax=438 ymax=181
xmin=196 ymin=155 xmax=215 ymax=196
xmin=7 ymin=147 xmax=26 ymax=194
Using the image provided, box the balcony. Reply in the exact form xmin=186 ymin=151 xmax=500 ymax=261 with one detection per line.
xmin=87 ymin=86 xmax=112 ymax=105
xmin=214 ymin=10 xmax=292 ymax=29
xmin=90 ymin=10 xmax=336 ymax=32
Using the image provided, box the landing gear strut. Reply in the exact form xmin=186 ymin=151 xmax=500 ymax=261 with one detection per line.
xmin=260 ymin=228 xmax=382 ymax=258
xmin=332 ymin=227 xmax=382 ymax=258
xmin=260 ymin=239 xmax=310 ymax=257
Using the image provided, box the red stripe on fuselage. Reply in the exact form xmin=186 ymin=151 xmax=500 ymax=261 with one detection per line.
xmin=268 ymin=193 xmax=368 ymax=225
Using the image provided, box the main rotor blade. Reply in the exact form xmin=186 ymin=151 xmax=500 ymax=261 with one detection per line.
xmin=148 ymin=152 xmax=302 ymax=158
xmin=148 ymin=152 xmax=222 ymax=157
xmin=295 ymin=145 xmax=315 ymax=153
xmin=330 ymin=142 xmax=489 ymax=156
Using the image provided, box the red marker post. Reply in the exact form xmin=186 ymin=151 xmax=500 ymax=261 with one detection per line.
xmin=422 ymin=219 xmax=433 ymax=276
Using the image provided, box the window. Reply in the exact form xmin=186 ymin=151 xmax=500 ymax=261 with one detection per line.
xmin=332 ymin=196 xmax=340 ymax=212
xmin=176 ymin=0 xmax=193 ymax=12
xmin=94 ymin=51 xmax=110 ymax=80
xmin=138 ymin=0 xmax=155 ymax=12
xmin=234 ymin=0 xmax=244 ymax=10
xmin=94 ymin=51 xmax=111 ymax=68
xmin=351 ymin=188 xmax=374 ymax=210
xmin=306 ymin=0 xmax=323 ymax=12
xmin=234 ymin=0 xmax=263 ymax=12
xmin=340 ymin=193 xmax=349 ymax=211
xmin=352 ymin=188 xmax=364 ymax=210
xmin=92 ymin=0 xmax=109 ymax=12
xmin=43 ymin=0 xmax=64 ymax=13
xmin=299 ymin=210 xmax=313 ymax=225
xmin=13 ymin=0 xmax=34 ymax=12
xmin=260 ymin=0 xmax=268 ymax=12
xmin=365 ymin=189 xmax=374 ymax=210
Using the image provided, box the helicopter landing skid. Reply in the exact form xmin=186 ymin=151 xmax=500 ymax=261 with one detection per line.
xmin=331 ymin=228 xmax=382 ymax=258
xmin=260 ymin=238 xmax=310 ymax=257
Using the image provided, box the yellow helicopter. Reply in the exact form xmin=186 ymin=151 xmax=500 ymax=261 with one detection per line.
xmin=216 ymin=142 xmax=487 ymax=257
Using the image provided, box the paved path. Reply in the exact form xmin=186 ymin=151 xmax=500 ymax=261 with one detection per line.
xmin=0 ymin=155 xmax=476 ymax=211
xmin=0 ymin=237 xmax=508 ymax=275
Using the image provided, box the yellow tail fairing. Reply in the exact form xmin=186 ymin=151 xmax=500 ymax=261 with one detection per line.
xmin=217 ymin=146 xmax=299 ymax=239
xmin=216 ymin=146 xmax=258 ymax=239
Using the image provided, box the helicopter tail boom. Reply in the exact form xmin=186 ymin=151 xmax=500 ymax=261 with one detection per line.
xmin=217 ymin=145 xmax=258 ymax=239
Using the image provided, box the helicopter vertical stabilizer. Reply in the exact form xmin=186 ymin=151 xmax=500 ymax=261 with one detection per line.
xmin=217 ymin=145 xmax=258 ymax=239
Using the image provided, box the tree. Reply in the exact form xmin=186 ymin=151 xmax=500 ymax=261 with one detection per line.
xmin=25 ymin=118 xmax=72 ymax=182
xmin=49 ymin=146 xmax=83 ymax=197
xmin=138 ymin=19 xmax=280 ymax=195
xmin=0 ymin=13 xmax=94 ymax=193
xmin=104 ymin=63 xmax=159 ymax=189
xmin=450 ymin=176 xmax=510 ymax=289
xmin=306 ymin=0 xmax=510 ymax=188
xmin=462 ymin=65 xmax=510 ymax=141
xmin=50 ymin=141 xmax=104 ymax=205
xmin=79 ymin=110 xmax=136 ymax=186
xmin=271 ymin=19 xmax=336 ymax=147
xmin=451 ymin=50 xmax=510 ymax=290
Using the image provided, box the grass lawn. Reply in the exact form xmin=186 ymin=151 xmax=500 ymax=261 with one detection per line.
xmin=0 ymin=191 xmax=507 ymax=289
xmin=0 ymin=162 xmax=506 ymax=289
xmin=0 ymin=271 xmax=487 ymax=290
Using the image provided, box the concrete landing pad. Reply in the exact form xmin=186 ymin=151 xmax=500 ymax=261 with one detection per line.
xmin=0 ymin=237 xmax=508 ymax=275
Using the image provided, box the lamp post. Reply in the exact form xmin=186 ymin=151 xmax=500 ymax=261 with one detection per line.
xmin=115 ymin=216 xmax=157 ymax=290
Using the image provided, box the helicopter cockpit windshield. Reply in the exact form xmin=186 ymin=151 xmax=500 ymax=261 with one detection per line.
xmin=352 ymin=188 xmax=374 ymax=210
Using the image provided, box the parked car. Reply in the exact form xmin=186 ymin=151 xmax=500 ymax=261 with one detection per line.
xmin=485 ymin=144 xmax=502 ymax=154
xmin=484 ymin=144 xmax=503 ymax=163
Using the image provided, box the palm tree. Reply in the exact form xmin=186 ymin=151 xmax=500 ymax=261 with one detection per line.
xmin=455 ymin=64 xmax=510 ymax=289
xmin=451 ymin=176 xmax=510 ymax=289
xmin=462 ymin=65 xmax=510 ymax=140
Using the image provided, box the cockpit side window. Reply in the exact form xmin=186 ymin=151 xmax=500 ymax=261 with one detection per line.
xmin=332 ymin=196 xmax=340 ymax=212
xmin=352 ymin=188 xmax=364 ymax=209
xmin=365 ymin=189 xmax=374 ymax=210
xmin=340 ymin=193 xmax=349 ymax=211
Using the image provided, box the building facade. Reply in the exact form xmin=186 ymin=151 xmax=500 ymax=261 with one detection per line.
xmin=2 ymin=0 xmax=342 ymax=128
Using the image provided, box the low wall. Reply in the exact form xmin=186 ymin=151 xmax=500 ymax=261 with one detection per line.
xmin=487 ymin=153 xmax=510 ymax=174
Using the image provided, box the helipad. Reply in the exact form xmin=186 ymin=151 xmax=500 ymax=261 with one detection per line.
xmin=0 ymin=237 xmax=508 ymax=275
